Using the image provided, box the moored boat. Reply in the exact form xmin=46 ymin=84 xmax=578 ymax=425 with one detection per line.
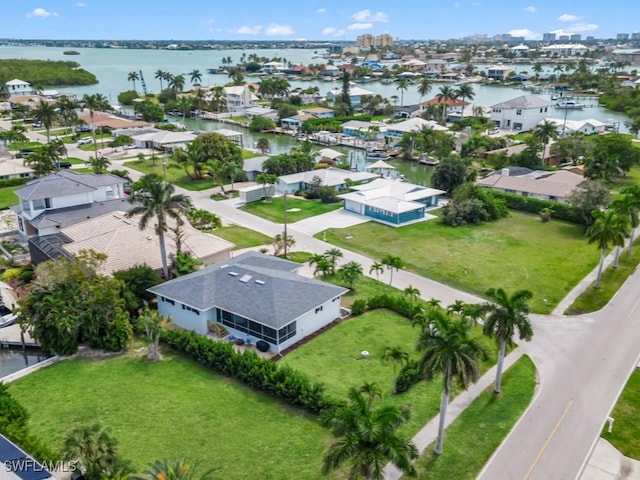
xmin=366 ymin=149 xmax=390 ymax=160
xmin=555 ymin=101 xmax=583 ymax=109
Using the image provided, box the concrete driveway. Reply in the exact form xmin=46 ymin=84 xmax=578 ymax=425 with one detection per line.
xmin=289 ymin=208 xmax=369 ymax=235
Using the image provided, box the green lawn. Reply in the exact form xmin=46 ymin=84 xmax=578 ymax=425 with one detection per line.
xmin=213 ymin=225 xmax=272 ymax=249
xmin=281 ymin=309 xmax=500 ymax=437
xmin=124 ymin=159 xmax=214 ymax=191
xmin=8 ymin=352 xmax=332 ymax=480
xmin=0 ymin=185 xmax=20 ymax=209
xmin=322 ymin=273 xmax=399 ymax=307
xmin=319 ymin=211 xmax=599 ymax=313
xmin=241 ymin=197 xmax=342 ymax=223
xmin=416 ymin=355 xmax=536 ymax=479
xmin=602 ymin=369 xmax=640 ymax=459
xmin=565 ymin=243 xmax=640 ymax=315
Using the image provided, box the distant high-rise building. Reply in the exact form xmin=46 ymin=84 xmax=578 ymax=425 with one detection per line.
xmin=617 ymin=33 xmax=630 ymax=41
xmin=376 ymin=34 xmax=393 ymax=48
xmin=543 ymin=32 xmax=556 ymax=42
xmin=570 ymin=34 xmax=581 ymax=41
xmin=558 ymin=35 xmax=570 ymax=41
xmin=631 ymin=32 xmax=640 ymax=40
xmin=586 ymin=36 xmax=595 ymax=41
xmin=356 ymin=33 xmax=393 ymax=48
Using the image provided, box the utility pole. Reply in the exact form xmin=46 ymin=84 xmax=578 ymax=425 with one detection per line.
xmin=283 ymin=192 xmax=288 ymax=258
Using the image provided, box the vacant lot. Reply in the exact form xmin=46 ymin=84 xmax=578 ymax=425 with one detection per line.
xmin=241 ymin=197 xmax=342 ymax=223
xmin=320 ymin=211 xmax=598 ymax=313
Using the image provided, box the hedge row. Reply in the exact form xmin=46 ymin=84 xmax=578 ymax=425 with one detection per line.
xmin=0 ymin=384 xmax=55 ymax=462
xmin=366 ymin=294 xmax=422 ymax=319
xmin=161 ymin=329 xmax=337 ymax=414
xmin=489 ymin=191 xmax=584 ymax=225
xmin=0 ymin=177 xmax=28 ymax=188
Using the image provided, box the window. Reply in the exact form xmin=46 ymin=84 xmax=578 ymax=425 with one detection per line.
xmin=32 ymin=198 xmax=46 ymax=210
xmin=278 ymin=322 xmax=297 ymax=342
xmin=315 ymin=305 xmax=324 ymax=314
xmin=516 ymin=109 xmax=522 ymax=115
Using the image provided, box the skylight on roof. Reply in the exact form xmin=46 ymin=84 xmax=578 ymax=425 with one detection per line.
xmin=239 ymin=274 xmax=253 ymax=283
xmin=255 ymin=279 xmax=265 ymax=285
xmin=228 ymin=271 xmax=238 ymax=276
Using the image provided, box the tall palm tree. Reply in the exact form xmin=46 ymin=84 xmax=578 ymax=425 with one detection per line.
xmin=417 ymin=77 xmax=433 ymax=103
xmin=436 ymin=85 xmax=456 ymax=122
xmin=169 ymin=74 xmax=186 ymax=93
xmin=383 ymin=346 xmax=410 ymax=393
xmin=615 ymin=185 xmax=640 ymax=255
xmin=481 ymin=288 xmax=533 ymax=394
xmin=587 ymin=209 xmax=630 ymax=288
xmin=89 ymin=155 xmax=111 ymax=174
xmin=455 ymin=83 xmax=475 ymax=119
xmin=369 ymin=261 xmax=384 ymax=283
xmin=396 ymin=79 xmax=410 ymax=107
xmin=403 ymin=285 xmax=420 ymax=308
xmin=209 ymin=86 xmax=227 ymax=112
xmin=81 ymin=93 xmax=110 ymax=159
xmin=381 ymin=254 xmax=403 ymax=286
xmin=319 ymin=386 xmax=418 ymax=479
xmin=33 ymin=100 xmax=57 ymax=143
xmin=127 ymin=174 xmax=192 ymax=279
xmin=62 ymin=423 xmax=121 ymax=480
xmin=417 ymin=309 xmax=488 ymax=455
xmin=55 ymin=95 xmax=79 ymax=135
xmin=128 ymin=71 xmax=140 ymax=91
xmin=190 ymin=69 xmax=203 ymax=86
xmin=533 ymin=120 xmax=558 ymax=165
xmin=132 ymin=459 xmax=217 ymax=480
xmin=155 ymin=69 xmax=166 ymax=91
xmin=176 ymin=96 xmax=193 ymax=123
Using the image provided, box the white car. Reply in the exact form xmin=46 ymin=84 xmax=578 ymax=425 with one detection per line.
xmin=77 ymin=138 xmax=93 ymax=145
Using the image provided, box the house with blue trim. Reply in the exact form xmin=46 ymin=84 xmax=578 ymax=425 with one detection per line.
xmin=339 ymin=178 xmax=445 ymax=226
xmin=148 ymin=252 xmax=347 ymax=354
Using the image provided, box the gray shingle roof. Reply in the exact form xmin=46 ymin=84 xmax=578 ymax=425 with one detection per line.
xmin=490 ymin=95 xmax=554 ymax=109
xmin=148 ymin=252 xmax=347 ymax=329
xmin=15 ymin=170 xmax=126 ymax=201
xmin=29 ymin=198 xmax=131 ymax=229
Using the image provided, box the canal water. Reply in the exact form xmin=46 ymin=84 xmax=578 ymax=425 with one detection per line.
xmin=0 ymin=348 xmax=50 ymax=379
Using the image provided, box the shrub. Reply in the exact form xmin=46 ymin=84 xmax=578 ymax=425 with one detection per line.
xmin=18 ymin=269 xmax=34 ymax=284
xmin=350 ymin=299 xmax=367 ymax=316
xmin=117 ymin=90 xmax=139 ymax=106
xmin=0 ymin=177 xmax=29 ymax=188
xmin=317 ymin=186 xmax=339 ymax=203
xmin=395 ymin=359 xmax=423 ymax=394
xmin=1 ymin=268 xmax=22 ymax=282
xmin=489 ymin=190 xmax=583 ymax=224
xmin=249 ymin=116 xmax=275 ymax=132
xmin=366 ymin=294 xmax=421 ymax=319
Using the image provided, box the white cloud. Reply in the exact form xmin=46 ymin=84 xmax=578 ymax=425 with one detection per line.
xmin=566 ymin=23 xmax=598 ymax=33
xmin=509 ymin=28 xmax=540 ymax=40
xmin=347 ymin=22 xmax=373 ymax=30
xmin=351 ymin=9 xmax=389 ymax=23
xmin=265 ymin=23 xmax=294 ymax=36
xmin=75 ymin=2 xmax=86 ymax=7
xmin=317 ymin=8 xmax=326 ymax=14
xmin=524 ymin=6 xmax=536 ymax=13
xmin=234 ymin=25 xmax=263 ymax=35
xmin=297 ymin=37 xmax=307 ymax=41
xmin=557 ymin=13 xmax=580 ymax=22
xmin=322 ymin=27 xmax=337 ymax=35
xmin=26 ymin=8 xmax=59 ymax=18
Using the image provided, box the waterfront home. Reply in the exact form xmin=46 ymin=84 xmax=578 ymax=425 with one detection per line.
xmin=322 ymin=64 xmax=340 ymax=77
xmin=420 ymin=97 xmax=470 ymax=121
xmin=130 ymin=130 xmax=197 ymax=151
xmin=424 ymin=59 xmax=448 ymax=76
xmin=341 ymin=120 xmax=378 ymax=139
xmin=281 ymin=113 xmax=314 ymax=130
xmin=542 ymin=117 xmax=608 ymax=136
xmin=477 ymin=168 xmax=584 ymax=203
xmin=326 ymin=85 xmax=375 ymax=110
xmin=245 ymin=106 xmax=278 ymax=122
xmin=58 ymin=211 xmax=234 ymax=275
xmin=402 ymin=59 xmax=427 ymax=72
xmin=339 ymin=178 xmax=445 ymax=227
xmin=385 ymin=117 xmax=448 ymax=144
xmin=4 ymin=78 xmax=34 ymax=97
xmin=393 ymin=104 xmax=422 ymax=119
xmin=148 ymin=251 xmax=348 ymax=354
xmin=77 ymin=110 xmax=150 ymax=129
xmin=486 ymin=65 xmax=512 ymax=81
xmin=540 ymin=43 xmax=588 ymax=57
xmin=489 ymin=95 xmax=554 ymax=132
xmin=612 ymin=48 xmax=640 ymax=65
xmin=223 ymin=85 xmax=258 ymax=113
xmin=242 ymin=155 xmax=269 ymax=181
xmin=300 ymin=106 xmax=335 ymax=118
xmin=277 ymin=167 xmax=378 ymax=194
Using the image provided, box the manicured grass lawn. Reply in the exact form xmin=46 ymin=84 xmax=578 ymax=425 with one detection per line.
xmin=565 ymin=243 xmax=640 ymax=315
xmin=602 ymin=369 xmax=640 ymax=459
xmin=322 ymin=273 xmax=398 ymax=307
xmin=0 ymin=185 xmax=21 ymax=209
xmin=8 ymin=352 xmax=331 ymax=480
xmin=65 ymin=157 xmax=85 ymax=165
xmin=416 ymin=355 xmax=536 ymax=479
xmin=70 ymin=167 xmax=94 ymax=173
xmin=124 ymin=159 xmax=214 ymax=191
xmin=213 ymin=225 xmax=271 ymax=249
xmin=241 ymin=197 xmax=342 ymax=223
xmin=319 ymin=211 xmax=599 ymax=313
xmin=281 ymin=309 xmax=499 ymax=437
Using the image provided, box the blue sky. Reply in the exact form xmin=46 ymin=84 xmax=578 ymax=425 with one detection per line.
xmin=2 ymin=1 xmax=640 ymax=41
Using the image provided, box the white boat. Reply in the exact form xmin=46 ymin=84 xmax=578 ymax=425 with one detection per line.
xmin=366 ymin=149 xmax=390 ymax=160
xmin=555 ymin=101 xmax=583 ymax=109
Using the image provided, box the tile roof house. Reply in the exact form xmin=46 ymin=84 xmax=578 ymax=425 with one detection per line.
xmin=489 ymin=95 xmax=554 ymax=132
xmin=0 ymin=158 xmax=34 ymax=180
xmin=339 ymin=178 xmax=445 ymax=226
xmin=385 ymin=117 xmax=448 ymax=144
xmin=420 ymin=97 xmax=471 ymax=120
xmin=148 ymin=251 xmax=347 ymax=354
xmin=477 ymin=168 xmax=584 ymax=203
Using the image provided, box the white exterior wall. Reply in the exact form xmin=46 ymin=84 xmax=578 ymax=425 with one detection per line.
xmin=92 ymin=184 xmax=124 ymax=201
xmin=276 ymin=298 xmax=342 ymax=353
xmin=50 ymin=191 xmax=94 ymax=209
xmin=344 ymin=199 xmax=364 ymax=214
xmin=492 ymin=107 xmax=551 ymax=132
xmin=157 ymin=298 xmax=208 ymax=334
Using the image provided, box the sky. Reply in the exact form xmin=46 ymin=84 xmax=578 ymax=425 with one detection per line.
xmin=2 ymin=1 xmax=640 ymax=41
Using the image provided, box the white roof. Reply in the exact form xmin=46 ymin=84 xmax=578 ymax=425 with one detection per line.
xmin=367 ymin=160 xmax=396 ymax=170
xmin=339 ymin=178 xmax=445 ymax=213
xmin=246 ymin=106 xmax=276 ymax=115
xmin=279 ymin=167 xmax=378 ymax=187
xmin=214 ymin=128 xmax=243 ymax=138
xmin=328 ymin=86 xmax=375 ymax=97
xmin=388 ymin=117 xmax=448 ymax=133
xmin=491 ymin=95 xmax=554 ymax=109
xmin=318 ymin=148 xmax=345 ymax=160
xmin=0 ymin=158 xmax=33 ymax=176
xmin=403 ymin=59 xmax=427 ymax=66
xmin=5 ymin=78 xmax=30 ymax=86
xmin=542 ymin=117 xmax=607 ymax=132
xmin=131 ymin=130 xmax=196 ymax=145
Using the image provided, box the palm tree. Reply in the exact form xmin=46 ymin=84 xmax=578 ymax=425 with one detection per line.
xmin=417 ymin=77 xmax=433 ymax=103
xmin=176 ymin=96 xmax=193 ymax=123
xmin=33 ymin=100 xmax=57 ymax=143
xmin=381 ymin=254 xmax=403 ymax=286
xmin=324 ymin=248 xmax=343 ymax=275
xmin=209 ymin=86 xmax=227 ymax=112
xmin=403 ymin=285 xmax=420 ymax=308
xmin=169 ymin=74 xmax=186 ymax=93
xmin=481 ymin=288 xmax=533 ymax=394
xmin=190 ymin=69 xmax=203 ymax=86
xmin=359 ymin=382 xmax=383 ymax=407
xmin=319 ymin=386 xmax=418 ymax=479
xmin=587 ymin=209 xmax=630 ymax=288
xmin=128 ymin=71 xmax=140 ymax=91
xmin=62 ymin=423 xmax=121 ymax=480
xmin=89 ymin=155 xmax=111 ymax=174
xmin=127 ymin=174 xmax=192 ymax=279
xmin=55 ymin=95 xmax=78 ymax=135
xmin=396 ymin=79 xmax=410 ymax=107
xmin=132 ymin=459 xmax=217 ymax=480
xmin=614 ymin=186 xmax=640 ymax=255
xmin=223 ymin=161 xmax=243 ymax=193
xmin=155 ymin=69 xmax=167 ymax=91
xmin=338 ymin=261 xmax=363 ymax=290
xmin=256 ymin=137 xmax=270 ymax=154
xmin=533 ymin=120 xmax=558 ymax=165
xmin=455 ymin=83 xmax=475 ymax=119
xmin=383 ymin=346 xmax=410 ymax=393
xmin=417 ymin=309 xmax=488 ymax=455
xmin=256 ymin=173 xmax=277 ymax=202
xmin=81 ymin=93 xmax=110 ymax=159
xmin=369 ymin=261 xmax=384 ymax=283
xmin=436 ymin=85 xmax=456 ymax=121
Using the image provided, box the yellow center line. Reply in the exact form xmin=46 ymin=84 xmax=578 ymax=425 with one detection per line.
xmin=628 ymin=298 xmax=640 ymax=318
xmin=524 ymin=400 xmax=574 ymax=480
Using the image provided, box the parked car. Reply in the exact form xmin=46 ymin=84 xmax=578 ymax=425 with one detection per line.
xmin=77 ymin=137 xmax=93 ymax=145
xmin=58 ymin=161 xmax=72 ymax=169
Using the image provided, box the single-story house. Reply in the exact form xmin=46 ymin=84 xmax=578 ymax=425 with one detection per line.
xmin=339 ymin=178 xmax=445 ymax=226
xmin=420 ymin=97 xmax=470 ymax=120
xmin=385 ymin=117 xmax=448 ymax=144
xmin=0 ymin=158 xmax=34 ymax=180
xmin=300 ymin=107 xmax=335 ymax=118
xmin=541 ymin=117 xmax=607 ymax=136
xmin=477 ymin=168 xmax=584 ymax=203
xmin=341 ymin=120 xmax=377 ymax=139
xmin=212 ymin=128 xmax=243 ymax=146
xmin=277 ymin=167 xmax=378 ymax=194
xmin=77 ymin=111 xmax=150 ymax=129
xmin=281 ymin=113 xmax=314 ymax=130
xmin=148 ymin=251 xmax=348 ymax=354
xmin=130 ymin=130 xmax=197 ymax=151
xmin=393 ymin=104 xmax=422 ymax=119
xmin=60 ymin=211 xmax=235 ymax=275
xmin=242 ymin=155 xmax=269 ymax=181
xmin=326 ymin=86 xmax=375 ymax=110
xmin=245 ymin=106 xmax=278 ymax=122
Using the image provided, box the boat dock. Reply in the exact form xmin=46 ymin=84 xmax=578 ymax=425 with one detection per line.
xmin=0 ymin=323 xmax=38 ymax=349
